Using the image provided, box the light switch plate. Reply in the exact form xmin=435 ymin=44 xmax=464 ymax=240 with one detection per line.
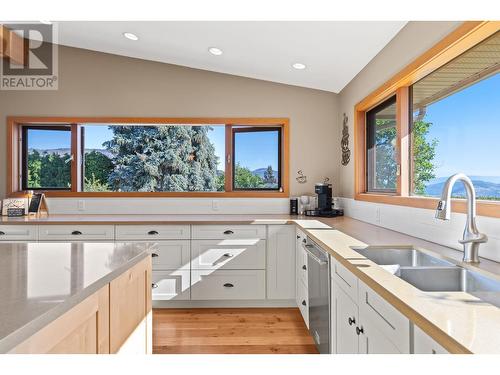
xmin=212 ymin=200 xmax=219 ymax=211
xmin=77 ymin=200 xmax=85 ymax=211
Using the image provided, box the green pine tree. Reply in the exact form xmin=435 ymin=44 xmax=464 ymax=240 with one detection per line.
xmin=104 ymin=125 xmax=219 ymax=192
xmin=263 ymin=165 xmax=276 ymax=185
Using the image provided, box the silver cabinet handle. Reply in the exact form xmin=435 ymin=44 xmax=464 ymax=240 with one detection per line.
xmin=302 ymin=243 xmax=328 ymax=265
xmin=223 ymin=283 xmax=234 ymax=288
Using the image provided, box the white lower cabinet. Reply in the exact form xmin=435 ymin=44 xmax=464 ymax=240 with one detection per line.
xmin=358 ymin=310 xmax=401 ymax=354
xmin=150 ymin=240 xmax=190 ymax=270
xmin=267 ymin=225 xmax=296 ymax=300
xmin=334 ymin=283 xmax=359 ymax=354
xmin=295 ymin=228 xmax=309 ymax=327
xmin=413 ymin=326 xmax=449 ymax=354
xmin=152 ymin=270 xmax=190 ymax=300
xmin=330 ymin=258 xmax=410 ymax=354
xmin=190 ymin=270 xmax=266 ymax=300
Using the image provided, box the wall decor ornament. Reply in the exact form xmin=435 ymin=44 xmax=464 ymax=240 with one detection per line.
xmin=296 ymin=170 xmax=307 ymax=184
xmin=341 ymin=113 xmax=351 ymax=166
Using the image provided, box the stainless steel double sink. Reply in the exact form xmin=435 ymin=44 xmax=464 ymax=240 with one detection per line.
xmin=353 ymin=247 xmax=500 ymax=308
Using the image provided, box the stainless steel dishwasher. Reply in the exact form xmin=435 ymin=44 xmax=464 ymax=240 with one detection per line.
xmin=303 ymin=237 xmax=330 ymax=354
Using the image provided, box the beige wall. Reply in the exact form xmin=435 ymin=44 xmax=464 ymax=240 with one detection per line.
xmin=0 ymin=45 xmax=339 ymax=198
xmin=337 ymin=21 xmax=462 ymax=198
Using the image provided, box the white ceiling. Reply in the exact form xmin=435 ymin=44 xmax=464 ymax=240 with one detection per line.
xmin=56 ymin=21 xmax=407 ymax=93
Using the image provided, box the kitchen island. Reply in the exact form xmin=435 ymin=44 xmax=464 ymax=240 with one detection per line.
xmin=0 ymin=242 xmax=152 ymax=354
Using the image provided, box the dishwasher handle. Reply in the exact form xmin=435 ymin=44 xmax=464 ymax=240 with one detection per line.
xmin=302 ymin=243 xmax=328 ymax=265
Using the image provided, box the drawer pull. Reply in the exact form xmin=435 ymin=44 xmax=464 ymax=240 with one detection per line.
xmin=151 ymin=253 xmax=159 ymax=258
xmin=223 ymin=283 xmax=234 ymax=288
xmin=301 ymin=300 xmax=307 ymax=306
xmin=223 ymin=230 xmax=234 ymax=235
xmin=148 ymin=230 xmax=159 ymax=235
xmin=71 ymin=230 xmax=82 ymax=235
xmin=152 ymin=283 xmax=159 ymax=289
xmin=0 ymin=231 xmax=5 ymax=236
xmin=365 ymin=292 xmax=396 ymax=330
xmin=223 ymin=253 xmax=234 ymax=258
xmin=302 ymin=264 xmax=307 ymax=270
xmin=356 ymin=326 xmax=364 ymax=336
xmin=348 ymin=317 xmax=356 ymax=326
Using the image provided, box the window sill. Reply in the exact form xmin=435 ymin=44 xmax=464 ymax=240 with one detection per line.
xmin=355 ymin=193 xmax=500 ymax=219
xmin=9 ymin=191 xmax=290 ymax=199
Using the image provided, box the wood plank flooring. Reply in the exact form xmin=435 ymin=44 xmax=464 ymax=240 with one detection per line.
xmin=153 ymin=308 xmax=318 ymax=354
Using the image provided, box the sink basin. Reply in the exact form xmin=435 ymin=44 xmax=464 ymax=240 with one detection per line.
xmin=399 ymin=267 xmax=500 ymax=308
xmin=353 ymin=247 xmax=454 ymax=267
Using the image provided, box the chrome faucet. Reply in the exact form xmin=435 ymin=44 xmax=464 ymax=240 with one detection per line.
xmin=435 ymin=173 xmax=487 ymax=263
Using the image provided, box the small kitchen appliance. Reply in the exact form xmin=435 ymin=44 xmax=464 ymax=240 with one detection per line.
xmin=305 ymin=182 xmax=344 ymax=218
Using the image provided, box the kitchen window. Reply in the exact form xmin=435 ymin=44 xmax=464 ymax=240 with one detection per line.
xmin=9 ymin=118 xmax=289 ymax=197
xmin=366 ymin=96 xmax=397 ymax=193
xmin=21 ymin=126 xmax=73 ymax=191
xmin=232 ymin=127 xmax=281 ymax=191
xmin=355 ymin=22 xmax=500 ymax=218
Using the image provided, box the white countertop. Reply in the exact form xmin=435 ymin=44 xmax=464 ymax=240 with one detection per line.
xmin=0 ymin=242 xmax=150 ymax=353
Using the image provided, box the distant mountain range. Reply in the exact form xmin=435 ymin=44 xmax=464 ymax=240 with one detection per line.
xmin=29 ymin=148 xmax=114 ymax=158
xmin=425 ymin=176 xmax=500 ymax=198
xmin=251 ymin=168 xmax=278 ymax=180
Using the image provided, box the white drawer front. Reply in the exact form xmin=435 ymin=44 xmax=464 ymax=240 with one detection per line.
xmin=115 ymin=225 xmax=190 ymax=240
xmin=0 ymin=225 xmax=38 ymax=241
xmin=297 ymin=244 xmax=308 ymax=288
xmin=152 ymin=270 xmax=190 ymax=300
xmin=358 ymin=281 xmax=410 ymax=353
xmin=191 ymin=270 xmax=266 ymax=300
xmin=192 ymin=225 xmax=266 ymax=240
xmin=191 ymin=239 xmax=265 ymax=270
xmin=331 ymin=257 xmax=358 ymax=302
xmin=38 ymin=225 xmax=115 ymax=241
xmin=150 ymin=240 xmax=190 ymax=270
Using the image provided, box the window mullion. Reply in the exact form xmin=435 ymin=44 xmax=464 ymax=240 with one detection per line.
xmin=224 ymin=124 xmax=233 ymax=192
xmin=396 ymin=86 xmax=410 ymax=197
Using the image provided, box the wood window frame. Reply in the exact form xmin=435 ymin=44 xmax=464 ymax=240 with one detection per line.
xmin=231 ymin=126 xmax=283 ymax=191
xmin=7 ymin=117 xmax=290 ymax=198
xmin=354 ymin=21 xmax=500 ymax=218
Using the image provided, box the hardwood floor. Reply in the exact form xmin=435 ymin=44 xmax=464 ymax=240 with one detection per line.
xmin=153 ymin=308 xmax=319 ymax=354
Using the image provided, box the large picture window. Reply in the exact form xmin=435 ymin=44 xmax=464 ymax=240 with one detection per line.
xmin=9 ymin=118 xmax=288 ymax=197
xmin=354 ymin=22 xmax=500 ymax=218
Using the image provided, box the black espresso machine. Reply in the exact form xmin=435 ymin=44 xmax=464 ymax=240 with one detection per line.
xmin=305 ymin=182 xmax=344 ymax=218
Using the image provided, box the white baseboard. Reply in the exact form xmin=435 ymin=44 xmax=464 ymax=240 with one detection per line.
xmin=153 ymin=299 xmax=297 ymax=308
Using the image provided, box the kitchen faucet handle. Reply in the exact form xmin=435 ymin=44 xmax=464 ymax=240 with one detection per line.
xmin=459 ymin=233 xmax=488 ymax=244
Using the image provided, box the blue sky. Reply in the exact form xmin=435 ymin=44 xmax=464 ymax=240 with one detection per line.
xmin=421 ymin=72 xmax=500 ymax=178
xmin=28 ymin=124 xmax=278 ymax=171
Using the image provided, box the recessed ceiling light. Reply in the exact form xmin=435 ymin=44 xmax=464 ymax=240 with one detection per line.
xmin=208 ymin=47 xmax=223 ymax=56
xmin=39 ymin=20 xmax=52 ymax=25
xmin=292 ymin=63 xmax=306 ymax=70
xmin=123 ymin=32 xmax=139 ymax=41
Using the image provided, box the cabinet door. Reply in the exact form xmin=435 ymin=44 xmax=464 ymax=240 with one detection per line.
xmin=150 ymin=240 xmax=190 ymax=270
xmin=267 ymin=225 xmax=296 ymax=300
xmin=334 ymin=283 xmax=359 ymax=354
xmin=110 ymin=257 xmax=152 ymax=354
xmin=152 ymin=270 xmax=190 ymax=300
xmin=413 ymin=326 xmax=449 ymax=354
xmin=9 ymin=286 xmax=109 ymax=354
xmin=358 ymin=311 xmax=401 ymax=354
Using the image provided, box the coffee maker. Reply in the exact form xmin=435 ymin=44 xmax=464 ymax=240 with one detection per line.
xmin=305 ymin=182 xmax=344 ymax=218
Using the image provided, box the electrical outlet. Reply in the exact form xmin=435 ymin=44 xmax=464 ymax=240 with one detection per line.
xmin=77 ymin=200 xmax=85 ymax=211
xmin=212 ymin=200 xmax=219 ymax=211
